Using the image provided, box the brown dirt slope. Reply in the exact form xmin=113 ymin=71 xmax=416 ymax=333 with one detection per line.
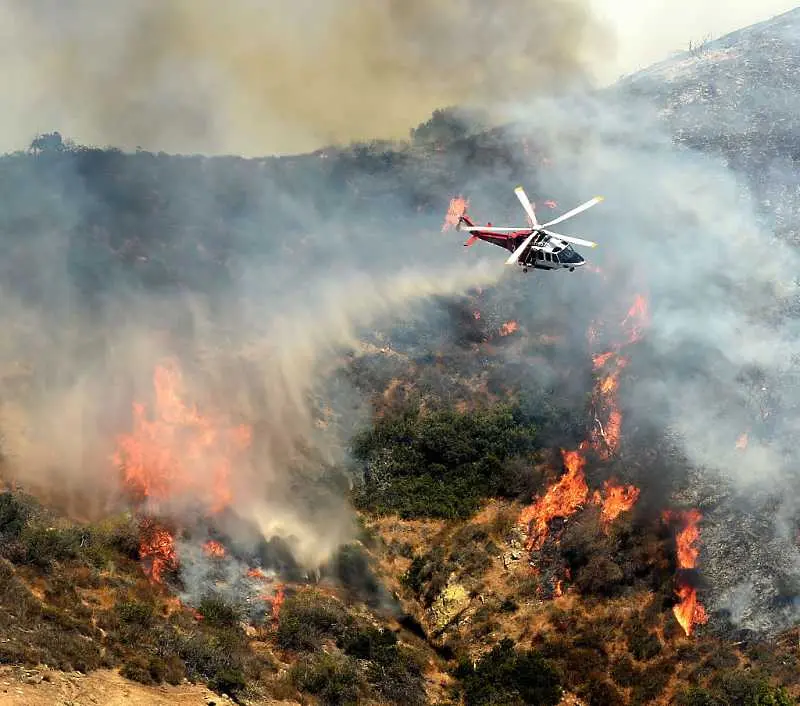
xmin=0 ymin=666 xmax=299 ymax=706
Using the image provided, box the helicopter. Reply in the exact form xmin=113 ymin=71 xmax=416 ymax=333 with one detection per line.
xmin=455 ymin=185 xmax=603 ymax=272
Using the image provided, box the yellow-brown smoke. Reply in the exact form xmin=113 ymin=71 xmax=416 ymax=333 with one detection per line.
xmin=1 ymin=0 xmax=612 ymax=155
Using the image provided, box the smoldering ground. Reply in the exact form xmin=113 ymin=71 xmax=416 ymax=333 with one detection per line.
xmin=0 ymin=0 xmax=611 ymax=156
xmin=489 ymin=76 xmax=800 ymax=634
xmin=0 ymin=139 xmax=514 ymax=617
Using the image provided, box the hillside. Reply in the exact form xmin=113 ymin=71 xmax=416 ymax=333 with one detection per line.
xmin=0 ymin=8 xmax=799 ymax=706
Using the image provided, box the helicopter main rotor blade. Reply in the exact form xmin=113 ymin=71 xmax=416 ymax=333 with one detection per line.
xmin=458 ymin=226 xmax=532 ymax=233
xmin=541 ymin=196 xmax=604 ymax=228
xmin=543 ymin=229 xmax=597 ymax=249
xmin=505 ymin=231 xmax=537 ymax=265
xmin=514 ymin=186 xmax=540 ymax=228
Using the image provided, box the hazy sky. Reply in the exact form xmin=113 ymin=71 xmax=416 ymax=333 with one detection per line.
xmin=0 ymin=1 xmax=796 ymax=156
xmin=590 ymin=1 xmax=799 ymax=82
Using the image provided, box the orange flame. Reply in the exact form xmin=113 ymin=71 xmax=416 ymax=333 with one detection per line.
xmin=203 ymin=540 xmax=226 ymax=558
xmin=736 ymin=432 xmax=748 ymax=450
xmin=442 ymin=196 xmax=469 ymax=231
xmin=673 ymin=584 xmax=708 ymax=636
xmin=260 ymin=585 xmax=286 ymax=623
xmin=592 ymin=480 xmax=640 ymax=527
xmin=139 ymin=521 xmax=177 ymax=584
xmin=114 ymin=360 xmax=252 ymax=517
xmin=665 ymin=509 xmax=708 ymax=636
xmin=499 ymin=320 xmax=519 ymax=336
xmin=518 ymin=447 xmax=589 ymax=550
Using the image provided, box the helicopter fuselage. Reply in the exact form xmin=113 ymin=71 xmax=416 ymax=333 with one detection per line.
xmin=462 ymin=224 xmax=585 ymax=273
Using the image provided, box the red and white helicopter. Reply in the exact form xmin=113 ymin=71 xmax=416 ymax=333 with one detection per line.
xmin=456 ymin=185 xmax=603 ymax=273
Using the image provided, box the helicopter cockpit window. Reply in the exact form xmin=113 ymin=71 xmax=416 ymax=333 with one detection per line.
xmin=558 ymin=245 xmax=582 ymax=264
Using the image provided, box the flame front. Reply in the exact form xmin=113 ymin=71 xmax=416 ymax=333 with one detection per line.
xmin=592 ymin=480 xmax=641 ymax=528
xmin=442 ymin=196 xmax=469 ymax=231
xmin=138 ymin=520 xmax=177 ymax=584
xmin=665 ymin=509 xmax=708 ymax=636
xmin=519 ymin=448 xmax=589 ymax=551
xmin=203 ymin=540 xmax=226 ymax=558
xmin=114 ymin=359 xmax=252 ymax=516
xmin=499 ymin=320 xmax=519 ymax=336
xmin=518 ymin=290 xmax=647 ymax=555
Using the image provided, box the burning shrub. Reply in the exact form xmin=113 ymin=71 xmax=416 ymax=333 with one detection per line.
xmin=351 ymin=403 xmax=539 ymax=520
xmin=454 ymin=637 xmax=563 ymax=706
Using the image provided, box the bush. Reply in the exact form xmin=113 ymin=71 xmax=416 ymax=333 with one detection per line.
xmin=277 ymin=590 xmax=350 ymax=651
xmin=673 ymin=687 xmax=723 ymax=706
xmin=455 ymin=637 xmax=563 ymax=706
xmin=291 ymin=652 xmax=361 ymax=706
xmin=709 ymin=670 xmax=793 ymax=706
xmin=178 ymin=629 xmax=248 ymax=700
xmin=18 ymin=524 xmax=83 ymax=568
xmin=121 ymin=654 xmax=167 ymax=685
xmin=0 ymin=492 xmax=32 ymax=540
xmin=198 ymin=595 xmax=241 ymax=629
xmin=351 ymin=404 xmax=538 ymax=519
xmin=627 ymin=621 xmax=662 ymax=661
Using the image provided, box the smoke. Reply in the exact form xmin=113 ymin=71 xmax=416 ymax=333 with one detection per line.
xmin=0 ymin=0 xmax=611 ymax=156
xmin=491 ymin=22 xmax=800 ymax=633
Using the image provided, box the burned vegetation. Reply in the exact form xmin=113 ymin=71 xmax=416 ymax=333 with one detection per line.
xmin=3 ymin=12 xmax=800 ymax=700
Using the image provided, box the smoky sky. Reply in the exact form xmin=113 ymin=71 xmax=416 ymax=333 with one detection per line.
xmin=0 ymin=0 xmax=611 ymax=156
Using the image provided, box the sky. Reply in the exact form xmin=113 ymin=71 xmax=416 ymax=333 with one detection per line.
xmin=0 ymin=1 xmax=796 ymax=156
xmin=589 ymin=1 xmax=799 ymax=82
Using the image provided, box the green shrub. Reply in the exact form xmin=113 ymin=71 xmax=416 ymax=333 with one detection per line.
xmin=351 ymin=404 xmax=538 ymax=519
xmin=454 ymin=637 xmax=563 ymax=706
xmin=198 ymin=595 xmax=241 ymax=629
xmin=673 ymin=687 xmax=723 ymax=706
xmin=18 ymin=524 xmax=83 ymax=568
xmin=709 ymin=670 xmax=793 ymax=706
xmin=121 ymin=654 xmax=166 ymax=685
xmin=277 ymin=590 xmax=350 ymax=651
xmin=0 ymin=492 xmax=32 ymax=539
xmin=291 ymin=652 xmax=361 ymax=706
xmin=178 ymin=629 xmax=248 ymax=700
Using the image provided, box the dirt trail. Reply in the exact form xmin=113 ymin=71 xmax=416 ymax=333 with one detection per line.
xmin=0 ymin=666 xmax=298 ymax=706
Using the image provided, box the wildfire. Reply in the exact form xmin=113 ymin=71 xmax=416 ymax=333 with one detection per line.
xmin=203 ymin=540 xmax=226 ymax=558
xmin=518 ymin=291 xmax=647 ymax=557
xmin=588 ymin=293 xmax=648 ymax=459
xmin=592 ymin=480 xmax=641 ymax=528
xmin=664 ymin=509 xmax=708 ymax=636
xmin=736 ymin=432 xmax=749 ymax=450
xmin=113 ymin=359 xmax=252 ymax=517
xmin=519 ymin=448 xmax=589 ymax=551
xmin=138 ymin=520 xmax=177 ymax=584
xmin=499 ymin=320 xmax=519 ymax=336
xmin=271 ymin=585 xmax=286 ymax=621
xmin=442 ymin=196 xmax=469 ymax=231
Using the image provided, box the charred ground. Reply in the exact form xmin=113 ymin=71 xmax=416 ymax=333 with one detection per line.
xmin=1 ymin=10 xmax=800 ymax=705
